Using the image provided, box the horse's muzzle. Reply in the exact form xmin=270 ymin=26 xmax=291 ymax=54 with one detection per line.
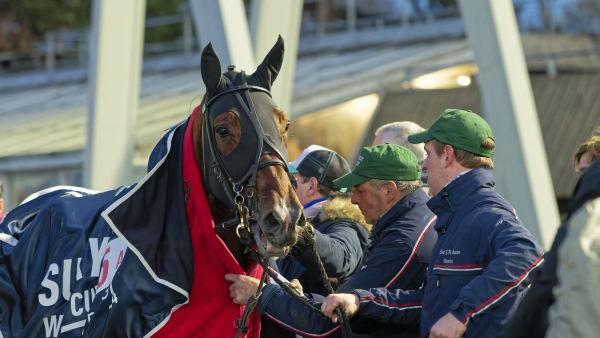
xmin=259 ymin=204 xmax=304 ymax=251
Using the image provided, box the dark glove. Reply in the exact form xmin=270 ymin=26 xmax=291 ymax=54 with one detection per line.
xmin=290 ymin=222 xmax=316 ymax=258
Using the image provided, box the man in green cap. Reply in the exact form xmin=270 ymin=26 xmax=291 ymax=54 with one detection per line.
xmin=321 ymin=109 xmax=543 ymax=338
xmin=226 ymin=144 xmax=438 ymax=337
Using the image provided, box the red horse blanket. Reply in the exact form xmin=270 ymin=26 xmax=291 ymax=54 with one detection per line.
xmin=156 ymin=106 xmax=263 ymax=337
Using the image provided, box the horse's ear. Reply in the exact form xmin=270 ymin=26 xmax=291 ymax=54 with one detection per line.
xmin=201 ymin=42 xmax=225 ymax=92
xmin=251 ymin=35 xmax=284 ymax=90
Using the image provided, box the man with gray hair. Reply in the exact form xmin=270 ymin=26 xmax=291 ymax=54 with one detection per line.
xmin=373 ymin=121 xmax=427 ymax=161
xmin=374 ymin=121 xmax=428 ymax=194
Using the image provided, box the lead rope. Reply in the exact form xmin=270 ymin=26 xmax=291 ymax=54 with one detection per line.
xmin=237 ymin=248 xmax=352 ymax=337
xmin=232 ymin=193 xmax=351 ymax=336
xmin=302 ymin=227 xmax=353 ymax=337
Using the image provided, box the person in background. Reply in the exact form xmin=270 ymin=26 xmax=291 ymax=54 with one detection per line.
xmin=373 ymin=121 xmax=427 ymax=161
xmin=574 ymin=135 xmax=600 ymax=173
xmin=506 ymin=131 xmax=600 ymax=338
xmin=226 ymin=144 xmax=437 ymax=337
xmin=373 ymin=121 xmax=429 ymax=194
xmin=545 ymin=158 xmax=600 ymax=338
xmin=322 ymin=109 xmax=543 ymax=338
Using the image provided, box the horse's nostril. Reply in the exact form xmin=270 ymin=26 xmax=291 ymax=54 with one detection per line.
xmin=262 ymin=213 xmax=281 ymax=232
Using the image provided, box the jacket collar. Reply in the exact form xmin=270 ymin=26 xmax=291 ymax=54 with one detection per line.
xmin=428 ymin=167 xmax=495 ymax=231
xmin=371 ymin=189 xmax=428 ymax=237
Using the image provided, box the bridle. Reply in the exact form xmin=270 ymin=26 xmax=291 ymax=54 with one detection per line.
xmin=202 ymin=68 xmax=297 ymax=257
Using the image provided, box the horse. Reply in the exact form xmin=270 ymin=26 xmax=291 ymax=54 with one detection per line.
xmin=0 ymin=36 xmax=305 ymax=338
xmin=194 ymin=36 xmax=304 ymax=267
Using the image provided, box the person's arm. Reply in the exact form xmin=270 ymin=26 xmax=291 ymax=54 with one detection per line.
xmin=227 ymin=273 xmax=342 ymax=336
xmin=260 ymin=283 xmax=343 ymax=336
xmin=333 ymin=221 xmax=432 ymax=331
xmin=321 ymin=287 xmax=424 ymax=325
xmin=293 ymin=220 xmax=366 ymax=280
xmin=446 ymin=215 xmax=544 ymax=327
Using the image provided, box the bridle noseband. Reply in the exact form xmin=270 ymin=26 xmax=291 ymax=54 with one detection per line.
xmin=202 ymin=69 xmax=296 ymax=257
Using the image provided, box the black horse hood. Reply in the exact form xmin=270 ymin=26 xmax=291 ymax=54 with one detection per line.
xmin=199 ymin=36 xmax=290 ymax=208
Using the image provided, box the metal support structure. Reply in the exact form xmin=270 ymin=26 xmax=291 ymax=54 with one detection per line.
xmin=182 ymin=7 xmax=194 ymax=57
xmin=45 ymin=32 xmax=55 ymax=73
xmin=189 ymin=0 xmax=255 ymax=73
xmin=249 ymin=0 xmax=303 ymax=113
xmin=345 ymin=0 xmax=357 ymax=32
xmin=459 ymin=0 xmax=559 ymax=248
xmin=400 ymin=0 xmax=411 ymax=26
xmin=84 ymin=0 xmax=146 ymax=190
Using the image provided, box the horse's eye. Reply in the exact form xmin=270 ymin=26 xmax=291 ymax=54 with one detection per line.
xmin=285 ymin=121 xmax=290 ymax=132
xmin=216 ymin=126 xmax=230 ymax=137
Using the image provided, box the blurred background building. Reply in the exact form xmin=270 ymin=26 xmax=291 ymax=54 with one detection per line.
xmin=0 ymin=0 xmax=598 ymax=232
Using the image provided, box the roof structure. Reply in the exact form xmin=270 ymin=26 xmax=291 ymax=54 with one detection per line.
xmin=0 ymin=38 xmax=468 ymax=168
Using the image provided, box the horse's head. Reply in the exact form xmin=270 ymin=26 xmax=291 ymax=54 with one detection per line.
xmin=198 ymin=36 xmax=305 ymax=257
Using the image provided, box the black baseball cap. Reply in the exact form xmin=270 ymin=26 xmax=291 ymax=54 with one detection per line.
xmin=291 ymin=145 xmax=351 ymax=191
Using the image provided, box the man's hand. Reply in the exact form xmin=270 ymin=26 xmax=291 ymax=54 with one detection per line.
xmin=429 ymin=313 xmax=466 ymax=338
xmin=320 ymin=293 xmax=359 ymax=323
xmin=288 ymin=278 xmax=303 ymax=294
xmin=225 ymin=273 xmax=260 ymax=305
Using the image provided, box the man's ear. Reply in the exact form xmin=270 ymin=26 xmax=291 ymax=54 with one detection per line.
xmin=444 ymin=144 xmax=455 ymax=168
xmin=384 ymin=181 xmax=399 ymax=202
xmin=308 ymin=177 xmax=319 ymax=194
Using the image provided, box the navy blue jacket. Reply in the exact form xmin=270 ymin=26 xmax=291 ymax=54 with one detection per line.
xmin=353 ymin=168 xmax=544 ymax=338
xmin=258 ymin=189 xmax=437 ymax=337
xmin=0 ymin=123 xmax=194 ymax=337
xmin=277 ymin=196 xmax=370 ymax=295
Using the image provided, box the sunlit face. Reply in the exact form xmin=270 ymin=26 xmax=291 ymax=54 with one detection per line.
xmin=293 ymin=173 xmax=312 ymax=205
xmin=578 ymin=151 xmax=593 ymax=173
xmin=423 ymin=140 xmax=445 ymax=196
xmin=350 ymin=180 xmax=385 ymax=225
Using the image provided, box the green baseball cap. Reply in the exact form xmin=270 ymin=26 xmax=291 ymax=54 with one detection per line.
xmin=407 ymin=109 xmax=494 ymax=158
xmin=333 ymin=144 xmax=421 ymax=188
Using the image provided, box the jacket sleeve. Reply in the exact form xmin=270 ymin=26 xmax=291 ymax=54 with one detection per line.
xmin=352 ymin=287 xmax=424 ymax=325
xmin=258 ymin=284 xmax=341 ymax=336
xmin=337 ymin=226 xmax=420 ymax=292
xmin=546 ymin=198 xmax=600 ymax=338
xmin=449 ymin=214 xmax=544 ymax=326
xmin=259 ymin=223 xmax=426 ymax=335
xmin=294 ymin=220 xmax=365 ymax=281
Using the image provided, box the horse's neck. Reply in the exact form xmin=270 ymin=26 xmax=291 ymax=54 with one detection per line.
xmin=192 ymin=109 xmax=251 ymax=270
